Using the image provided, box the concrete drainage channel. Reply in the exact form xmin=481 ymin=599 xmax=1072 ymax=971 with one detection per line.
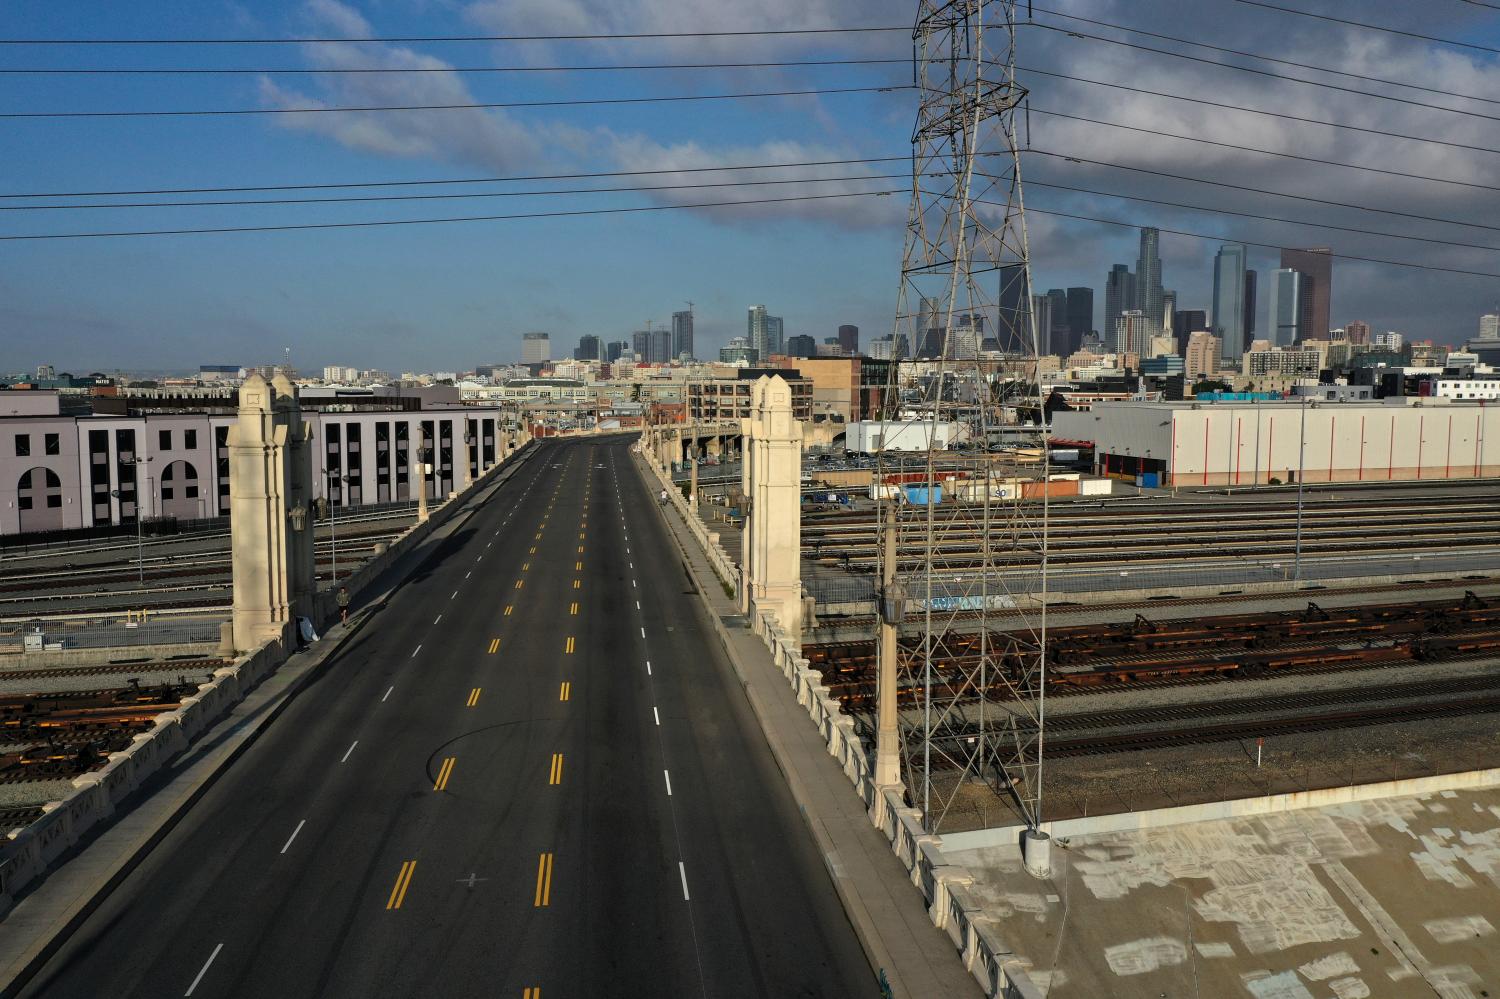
xmin=0 ymin=444 xmax=537 ymax=997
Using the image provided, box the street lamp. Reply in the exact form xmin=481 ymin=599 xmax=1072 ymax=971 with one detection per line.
xmin=1294 ymin=394 xmax=1308 ymax=580
xmin=111 ymin=455 xmax=153 ymax=587
xmin=326 ymin=471 xmax=350 ymax=582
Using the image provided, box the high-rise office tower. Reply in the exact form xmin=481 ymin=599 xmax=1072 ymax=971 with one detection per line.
xmin=1280 ymin=247 xmax=1332 ymax=339
xmin=1160 ymin=290 xmax=1177 ymax=332
xmin=1211 ymin=244 xmax=1248 ymax=360
xmin=837 ymin=324 xmax=859 ymax=354
xmin=1032 ymin=294 xmax=1055 ymax=356
xmin=671 ymin=309 xmax=695 ymax=361
xmin=1345 ymin=320 xmax=1371 ymax=345
xmin=1045 ymin=288 xmax=1068 ymax=354
xmin=1113 ymin=310 xmax=1151 ymax=358
xmin=574 ymin=334 xmax=601 ymax=361
xmin=651 ymin=328 xmax=672 ymax=363
xmin=1479 ymin=313 xmax=1499 ymax=339
xmin=1065 ymin=287 xmax=1094 ymax=354
xmin=787 ymin=335 xmax=817 ymax=357
xmin=605 ymin=340 xmax=626 ymax=363
xmin=765 ymin=315 xmax=784 ymax=357
xmin=1242 ymin=270 xmax=1257 ymax=348
xmin=1172 ymin=309 xmax=1208 ymax=348
xmin=1104 ymin=264 xmax=1136 ymax=351
xmin=1270 ymin=268 xmax=1303 ymax=347
xmin=631 ymin=330 xmax=651 ymax=359
xmin=747 ymin=305 xmax=770 ymax=360
xmin=997 ymin=264 xmax=1031 ymax=352
xmin=1135 ymin=227 xmax=1165 ymax=330
xmin=521 ymin=331 xmax=550 ymax=364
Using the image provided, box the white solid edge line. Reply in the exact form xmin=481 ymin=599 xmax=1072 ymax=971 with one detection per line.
xmin=434 ymin=614 xmax=442 ymax=624
xmin=465 ymin=571 xmax=471 ymax=579
xmin=451 ymin=590 xmax=459 ymax=599
xmin=678 ymin=862 xmax=690 ymax=901
xmin=636 ymin=601 xmax=641 ymax=610
xmin=664 ymin=770 xmax=673 ymax=796
xmin=279 ymin=818 xmax=307 ymax=855
xmin=640 ymin=626 xmax=645 ymax=638
xmin=184 ymin=942 xmax=224 ymax=997
xmin=646 ymin=662 xmax=652 ymax=676
xmin=382 ymin=685 xmax=394 ymax=702
xmin=653 ymin=706 xmax=660 ymax=726
xmin=341 ymin=740 xmax=358 ymax=763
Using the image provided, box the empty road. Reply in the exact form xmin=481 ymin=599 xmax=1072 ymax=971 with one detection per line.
xmin=18 ymin=435 xmax=872 ymax=998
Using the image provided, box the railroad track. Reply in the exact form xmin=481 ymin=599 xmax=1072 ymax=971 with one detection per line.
xmin=0 ymin=659 xmax=224 ymax=684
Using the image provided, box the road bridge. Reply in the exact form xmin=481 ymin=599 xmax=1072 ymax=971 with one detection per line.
xmin=15 ymin=436 xmax=870 ymax=998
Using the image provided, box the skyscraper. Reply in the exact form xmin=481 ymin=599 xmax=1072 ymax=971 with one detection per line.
xmin=1135 ymin=227 xmax=1164 ymax=330
xmin=837 ymin=324 xmax=859 ymax=354
xmin=1172 ymin=309 xmax=1208 ymax=348
xmin=1345 ymin=320 xmax=1370 ymax=345
xmin=1044 ymin=288 xmax=1068 ymax=355
xmin=631 ymin=330 xmax=651 ymax=359
xmin=1280 ymin=247 xmax=1332 ymax=339
xmin=671 ymin=309 xmax=695 ymax=361
xmin=651 ymin=328 xmax=671 ymax=363
xmin=997 ymin=264 xmax=1031 ymax=352
xmin=521 ymin=332 xmax=550 ymax=364
xmin=1211 ymin=244 xmax=1248 ymax=360
xmin=787 ymin=335 xmax=817 ymax=357
xmin=1032 ymin=294 xmax=1055 ymax=356
xmin=747 ymin=305 xmax=771 ymax=360
xmin=574 ymin=334 xmax=601 ymax=361
xmin=606 ymin=340 xmax=626 ymax=363
xmin=1269 ymin=268 xmax=1303 ymax=347
xmin=1242 ymin=270 xmax=1257 ymax=348
xmin=1113 ymin=310 xmax=1151 ymax=358
xmin=1104 ymin=264 xmax=1136 ymax=352
xmin=1160 ymin=290 xmax=1177 ymax=333
xmin=765 ymin=314 xmax=784 ymax=357
xmin=1065 ymin=287 xmax=1094 ymax=354
xmin=1481 ymin=314 xmax=1500 ymax=339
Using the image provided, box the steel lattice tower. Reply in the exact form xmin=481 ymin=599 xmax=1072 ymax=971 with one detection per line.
xmin=877 ymin=0 xmax=1048 ymax=835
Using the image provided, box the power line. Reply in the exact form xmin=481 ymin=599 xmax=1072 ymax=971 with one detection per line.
xmin=0 ymin=26 xmax=909 ymax=45
xmin=1021 ymin=67 xmax=1500 ymax=156
xmin=0 ymin=57 xmax=912 ymax=74
xmin=0 ymin=188 xmax=902 ymax=240
xmin=1231 ymin=0 xmax=1500 ymax=56
xmin=1025 ymin=179 xmax=1500 ymax=253
xmin=0 ymin=154 xmax=913 ymax=199
xmin=1030 ymin=107 xmax=1500 ymax=195
xmin=1000 ymin=201 xmax=1500 ymax=280
xmin=1031 ymin=14 xmax=1500 ymax=121
xmin=1028 ymin=150 xmax=1500 ymax=235
xmin=1458 ymin=0 xmax=1500 ymax=10
xmin=0 ymin=84 xmax=909 ymax=119
xmin=0 ymin=171 xmax=908 ymax=211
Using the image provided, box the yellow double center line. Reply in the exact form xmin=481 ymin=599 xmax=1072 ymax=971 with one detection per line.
xmin=466 ymin=687 xmax=481 ymax=707
xmin=558 ymin=681 xmax=571 ymax=701
xmin=524 ymin=990 xmax=542 ymax=999
xmin=487 ymin=638 xmax=500 ymax=654
xmin=386 ymin=861 xmax=417 ymax=910
xmin=564 ymin=636 xmax=575 ymax=654
xmin=533 ymin=853 xmax=554 ymax=907
xmin=548 ymin=752 xmax=564 ymax=785
xmin=433 ymin=756 xmax=456 ymax=791
xmin=569 ymin=602 xmax=579 ymax=616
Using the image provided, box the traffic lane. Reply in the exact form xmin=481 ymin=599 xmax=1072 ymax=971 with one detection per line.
xmin=15 ymin=449 xmax=558 ymax=999
xmin=618 ymin=439 xmax=875 ymax=997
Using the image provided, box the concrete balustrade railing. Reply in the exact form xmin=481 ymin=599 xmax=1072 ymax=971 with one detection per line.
xmin=649 ymin=434 xmax=1043 ymax=998
xmin=1 ymin=441 xmax=537 ymax=917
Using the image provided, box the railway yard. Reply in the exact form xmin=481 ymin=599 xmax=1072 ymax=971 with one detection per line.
xmin=0 ymin=507 xmax=421 ymax=835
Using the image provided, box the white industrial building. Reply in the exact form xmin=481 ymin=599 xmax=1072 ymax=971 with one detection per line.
xmin=1052 ymin=398 xmax=1500 ymax=486
xmin=845 ymin=420 xmax=961 ymax=453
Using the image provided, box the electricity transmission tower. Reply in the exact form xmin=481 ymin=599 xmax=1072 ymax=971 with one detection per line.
xmin=876 ymin=0 xmax=1048 ymax=837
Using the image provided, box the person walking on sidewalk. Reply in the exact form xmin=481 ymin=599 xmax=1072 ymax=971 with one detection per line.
xmin=337 ymin=586 xmax=351 ymax=624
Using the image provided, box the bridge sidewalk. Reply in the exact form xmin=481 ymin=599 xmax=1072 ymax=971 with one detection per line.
xmin=646 ymin=462 xmax=984 ymax=998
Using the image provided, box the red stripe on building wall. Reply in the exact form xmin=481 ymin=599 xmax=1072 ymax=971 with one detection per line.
xmin=1357 ymin=415 xmax=1366 ymax=481
xmin=1417 ymin=415 xmax=1425 ymax=480
xmin=1235 ymin=417 xmax=1242 ymax=485
xmin=1328 ymin=417 xmax=1335 ymax=484
xmin=1203 ymin=416 xmax=1210 ymax=486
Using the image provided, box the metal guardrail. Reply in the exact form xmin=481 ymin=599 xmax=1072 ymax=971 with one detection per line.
xmin=0 ymin=615 xmax=225 ymax=652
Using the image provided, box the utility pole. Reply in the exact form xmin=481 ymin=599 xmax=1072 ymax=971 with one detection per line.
xmin=1294 ymin=394 xmax=1308 ymax=580
xmin=875 ymin=508 xmax=904 ymax=787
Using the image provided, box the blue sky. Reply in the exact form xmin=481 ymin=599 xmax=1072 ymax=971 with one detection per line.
xmin=2 ymin=0 xmax=1499 ymax=373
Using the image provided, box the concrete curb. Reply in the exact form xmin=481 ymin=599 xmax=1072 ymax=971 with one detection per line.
xmin=0 ymin=443 xmax=535 ymax=999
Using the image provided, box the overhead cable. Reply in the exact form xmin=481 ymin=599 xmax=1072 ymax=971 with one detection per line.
xmin=0 ymin=171 xmax=909 ymax=211
xmin=993 ymin=202 xmax=1500 ymax=280
xmin=1031 ymin=17 xmax=1500 ymax=121
xmin=1025 ymin=179 xmax=1500 ymax=253
xmin=0 ymin=57 xmax=911 ymax=75
xmin=0 ymin=188 xmax=903 ymax=240
xmin=0 ymin=84 xmax=909 ymax=119
xmin=0 ymin=26 xmax=909 ymax=45
xmin=1029 ymin=150 xmax=1500 ymax=234
xmin=1030 ymin=108 xmax=1500 ymax=195
xmin=1020 ymin=67 xmax=1500 ymax=156
xmin=1231 ymin=0 xmax=1500 ymax=56
xmin=0 ymin=154 xmax=913 ymax=199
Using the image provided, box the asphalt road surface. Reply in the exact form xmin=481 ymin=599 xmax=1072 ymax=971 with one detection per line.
xmin=19 ymin=436 xmax=872 ymax=999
